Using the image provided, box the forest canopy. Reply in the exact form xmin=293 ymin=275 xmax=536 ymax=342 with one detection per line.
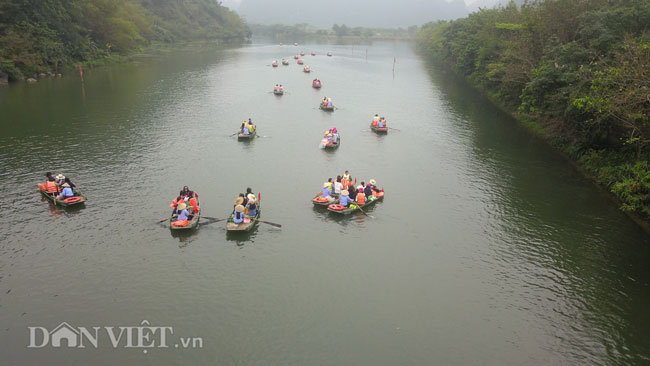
xmin=0 ymin=0 xmax=250 ymax=80
xmin=417 ymin=0 xmax=650 ymax=216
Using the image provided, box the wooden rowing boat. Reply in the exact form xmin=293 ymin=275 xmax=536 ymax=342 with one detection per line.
xmin=327 ymin=191 xmax=384 ymax=215
xmin=38 ymin=185 xmax=87 ymax=207
xmin=273 ymin=89 xmax=284 ymax=95
xmin=282 ymin=60 xmax=289 ymax=65
xmin=312 ymin=83 xmax=321 ymax=89
xmin=238 ymin=129 xmax=257 ymax=140
xmin=170 ymin=199 xmax=200 ymax=230
xmin=320 ymin=104 xmax=334 ymax=111
xmin=370 ymin=123 xmax=388 ymax=133
xmin=323 ymin=138 xmax=340 ymax=149
xmin=226 ymin=202 xmax=261 ymax=232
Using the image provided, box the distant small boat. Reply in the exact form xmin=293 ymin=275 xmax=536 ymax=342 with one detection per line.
xmin=271 ymin=60 xmax=278 ymax=67
xmin=320 ymin=104 xmax=334 ymax=111
xmin=170 ymin=198 xmax=201 ymax=230
xmin=294 ymin=42 xmax=299 ymax=46
xmin=370 ymin=123 xmax=388 ymax=133
xmin=38 ymin=184 xmax=86 ymax=207
xmin=300 ymin=51 xmax=305 ymax=56
xmin=303 ymin=66 xmax=310 ymax=73
xmin=238 ymin=129 xmax=257 ymax=140
xmin=282 ymin=59 xmax=289 ymax=65
xmin=312 ymin=81 xmax=322 ymax=89
xmin=273 ymin=88 xmax=284 ymax=95
xmin=327 ymin=52 xmax=332 ymax=57
xmin=294 ymin=55 xmax=299 ymax=59
xmin=279 ymin=42 xmax=283 ymax=45
xmin=227 ymin=201 xmax=261 ymax=232
xmin=297 ymin=59 xmax=303 ymax=65
xmin=311 ymin=51 xmax=316 ymax=56
xmin=322 ymin=135 xmax=340 ymax=149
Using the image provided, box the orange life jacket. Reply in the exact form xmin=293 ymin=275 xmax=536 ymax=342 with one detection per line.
xmin=372 ymin=120 xmax=378 ymax=127
xmin=170 ymin=198 xmax=181 ymax=208
xmin=341 ymin=178 xmax=349 ymax=189
xmin=356 ymin=192 xmax=366 ymax=205
xmin=45 ymin=180 xmax=58 ymax=193
xmin=189 ymin=198 xmax=199 ymax=212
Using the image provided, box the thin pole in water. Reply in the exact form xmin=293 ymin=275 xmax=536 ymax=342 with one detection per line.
xmin=366 ymin=48 xmax=368 ymax=62
xmin=392 ymin=57 xmax=396 ymax=79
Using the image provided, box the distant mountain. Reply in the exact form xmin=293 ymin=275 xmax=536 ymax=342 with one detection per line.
xmin=236 ymin=0 xmax=470 ymax=27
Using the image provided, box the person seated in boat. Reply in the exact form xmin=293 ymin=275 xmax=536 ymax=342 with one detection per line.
xmin=326 ymin=98 xmax=332 ymax=108
xmin=279 ymin=85 xmax=284 ymax=92
xmin=334 ymin=176 xmax=343 ymax=195
xmin=343 ymin=170 xmax=351 ymax=182
xmin=55 ymin=174 xmax=66 ymax=187
xmin=180 ymin=186 xmax=195 ymax=199
xmin=372 ymin=114 xmax=380 ymax=126
xmin=242 ymin=122 xmax=251 ymax=135
xmin=57 ymin=183 xmax=74 ymax=199
xmin=62 ymin=177 xmax=76 ymax=189
xmin=331 ymin=127 xmax=339 ymax=143
xmin=326 ymin=133 xmax=333 ymax=145
xmin=322 ymin=97 xmax=328 ymax=106
xmin=339 ymin=190 xmax=353 ymax=207
xmin=341 ymin=175 xmax=350 ymax=190
xmin=245 ymin=187 xmax=255 ymax=202
xmin=248 ymin=121 xmax=255 ymax=133
xmin=368 ymin=179 xmax=381 ymax=194
xmin=235 ymin=193 xmax=246 ymax=208
xmin=355 ymin=185 xmax=366 ymax=205
xmin=246 ymin=196 xmax=258 ymax=217
xmin=348 ymin=184 xmax=357 ymax=201
xmin=274 ymin=84 xmax=279 ymax=92
xmin=362 ymin=181 xmax=374 ymax=199
xmin=378 ymin=117 xmax=386 ymax=128
xmin=43 ymin=172 xmax=59 ymax=195
xmin=174 ymin=203 xmax=191 ymax=222
xmin=321 ymin=182 xmax=335 ymax=202
xmin=240 ymin=121 xmax=247 ymax=133
xmin=233 ymin=205 xmax=246 ymax=224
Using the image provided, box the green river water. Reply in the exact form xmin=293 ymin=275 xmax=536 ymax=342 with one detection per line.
xmin=0 ymin=41 xmax=649 ymax=365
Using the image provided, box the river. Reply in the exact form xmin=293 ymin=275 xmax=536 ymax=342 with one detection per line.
xmin=1 ymin=41 xmax=649 ymax=365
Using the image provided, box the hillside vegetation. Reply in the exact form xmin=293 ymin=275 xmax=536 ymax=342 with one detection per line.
xmin=0 ymin=0 xmax=249 ymax=81
xmin=417 ymin=0 xmax=650 ymax=217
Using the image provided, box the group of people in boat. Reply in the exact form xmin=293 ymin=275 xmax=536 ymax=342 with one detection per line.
xmin=240 ymin=118 xmax=256 ymax=135
xmin=42 ymin=172 xmax=76 ymax=199
xmin=322 ymin=127 xmax=339 ymax=146
xmin=321 ymin=97 xmax=333 ymax=108
xmin=319 ymin=171 xmax=381 ymax=208
xmin=170 ymin=186 xmax=200 ymax=222
xmin=232 ymin=188 xmax=259 ymax=224
xmin=312 ymin=79 xmax=322 ymax=87
xmin=372 ymin=114 xmax=387 ymax=128
xmin=273 ymin=84 xmax=284 ymax=93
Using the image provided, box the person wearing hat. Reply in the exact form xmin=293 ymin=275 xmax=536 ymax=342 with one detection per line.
xmin=363 ymin=181 xmax=373 ymax=198
xmin=234 ymin=194 xmax=245 ymax=208
xmin=233 ymin=205 xmax=245 ymax=224
xmin=57 ymin=183 xmax=74 ymax=199
xmin=339 ymin=190 xmax=353 ymax=207
xmin=355 ymin=184 xmax=366 ymax=205
xmin=321 ymin=182 xmax=335 ymax=202
xmin=55 ymin=174 xmax=66 ymax=187
xmin=368 ymin=179 xmax=380 ymax=195
xmin=174 ymin=202 xmax=190 ymax=222
xmin=246 ymin=196 xmax=258 ymax=217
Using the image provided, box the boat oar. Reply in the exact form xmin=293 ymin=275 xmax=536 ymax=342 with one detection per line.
xmin=156 ymin=217 xmax=171 ymax=224
xmin=258 ymin=220 xmax=282 ymax=228
xmin=229 ymin=132 xmax=240 ymax=137
xmin=202 ymin=216 xmax=229 ymax=223
xmin=388 ymin=127 xmax=401 ymax=131
xmin=356 ymin=204 xmax=373 ymax=219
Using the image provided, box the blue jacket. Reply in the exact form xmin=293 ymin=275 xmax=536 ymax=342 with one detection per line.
xmin=322 ymin=187 xmax=332 ymax=197
xmin=176 ymin=209 xmax=189 ymax=221
xmin=60 ymin=187 xmax=74 ymax=198
xmin=233 ymin=211 xmax=244 ymax=224
xmin=339 ymin=195 xmax=352 ymax=207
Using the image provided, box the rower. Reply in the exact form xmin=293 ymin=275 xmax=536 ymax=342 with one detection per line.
xmin=233 ymin=205 xmax=245 ymax=224
xmin=58 ymin=183 xmax=74 ymax=199
xmin=44 ymin=172 xmax=58 ymax=195
xmin=378 ymin=117 xmax=386 ymax=128
xmin=180 ymin=186 xmax=195 ymax=199
xmin=246 ymin=196 xmax=258 ymax=216
xmin=339 ymin=190 xmax=352 ymax=207
xmin=242 ymin=122 xmax=250 ymax=135
xmin=174 ymin=203 xmax=190 ymax=222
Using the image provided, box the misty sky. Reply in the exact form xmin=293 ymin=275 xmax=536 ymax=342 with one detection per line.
xmin=220 ymin=0 xmax=504 ymax=27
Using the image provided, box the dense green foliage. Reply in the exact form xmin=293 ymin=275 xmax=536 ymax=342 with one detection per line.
xmin=0 ymin=0 xmax=249 ymax=80
xmin=417 ymin=0 xmax=650 ymax=217
xmin=249 ymin=23 xmax=415 ymax=42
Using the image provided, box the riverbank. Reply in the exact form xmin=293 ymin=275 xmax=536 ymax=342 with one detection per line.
xmin=416 ymin=1 xmax=650 ymax=222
